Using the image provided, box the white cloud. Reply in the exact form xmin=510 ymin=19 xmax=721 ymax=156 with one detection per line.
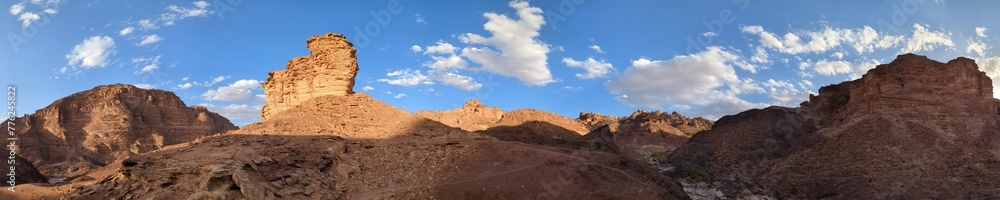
xmin=182 ymin=77 xmax=189 ymax=81
xmin=415 ymin=14 xmax=425 ymax=24
xmin=362 ymin=86 xmax=374 ymax=91
xmin=18 ymin=12 xmax=40 ymax=27
xmin=801 ymin=59 xmax=880 ymax=79
xmin=394 ymin=93 xmax=406 ymax=99
xmin=606 ymin=47 xmax=765 ymax=118
xmin=423 ymin=41 xmax=458 ymax=55
xmin=252 ymin=94 xmax=266 ymax=104
xmin=138 ymin=19 xmax=158 ymax=30
xmin=202 ymin=79 xmax=261 ymax=102
xmin=750 ymin=46 xmax=770 ymax=63
xmin=199 ymin=103 xmax=263 ymax=125
xmin=120 ymin=27 xmax=134 ymax=36
xmin=967 ymin=40 xmax=988 ymax=57
xmin=378 ymin=69 xmax=432 ymax=86
xmin=9 ymin=3 xmax=23 ymax=15
xmin=562 ymin=57 xmax=614 ymax=79
xmin=589 ymin=45 xmax=606 ymax=54
xmin=702 ymin=32 xmax=718 ymax=37
xmin=459 ymin=1 xmax=554 ymax=85
xmin=741 ymin=25 xmax=904 ymax=55
xmin=177 ymin=83 xmax=193 ymax=90
xmin=425 ymin=54 xmax=467 ymax=70
xmin=976 ymin=27 xmax=988 ymax=38
xmin=902 ymin=24 xmax=954 ymax=53
xmin=410 ymin=45 xmax=423 ymax=53
xmin=762 ymin=79 xmax=811 ymax=104
xmin=430 ymin=72 xmax=482 ymax=91
xmin=132 ymin=84 xmax=156 ymax=89
xmin=976 ymin=57 xmax=1000 ymax=98
xmin=43 ymin=8 xmax=55 ymax=14
xmin=161 ymin=1 xmax=212 ymax=26
xmin=138 ymin=34 xmax=163 ymax=46
xmin=812 ymin=60 xmax=852 ymax=76
xmin=132 ymin=55 xmax=161 ymax=74
xmin=66 ymin=36 xmax=116 ymax=69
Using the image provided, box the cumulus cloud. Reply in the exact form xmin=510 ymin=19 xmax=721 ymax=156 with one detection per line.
xmin=138 ymin=19 xmax=158 ymax=30
xmin=410 ymin=45 xmax=423 ymax=53
xmin=967 ymin=40 xmax=988 ymax=57
xmin=799 ymin=59 xmax=880 ymax=79
xmin=430 ymin=72 xmax=481 ymax=90
xmin=763 ymin=79 xmax=812 ymax=104
xmin=902 ymin=24 xmax=954 ymax=53
xmin=741 ymin=25 xmax=904 ymax=55
xmin=199 ymin=103 xmax=263 ymax=126
xmin=606 ymin=47 xmax=765 ymax=118
xmin=362 ymin=86 xmax=374 ymax=91
xmin=202 ymin=79 xmax=262 ymax=102
xmin=750 ymin=46 xmax=770 ymax=63
xmin=378 ymin=69 xmax=432 ymax=86
xmin=976 ymin=57 xmax=1000 ymax=98
xmin=394 ymin=93 xmax=406 ymax=99
xmin=176 ymin=82 xmax=193 ymax=90
xmin=459 ymin=1 xmax=554 ymax=85
xmin=120 ymin=27 xmax=135 ymax=36
xmin=9 ymin=3 xmax=24 ymax=15
xmin=66 ymin=36 xmax=116 ymax=70
xmin=132 ymin=83 xmax=156 ymax=89
xmin=423 ymin=41 xmax=457 ymax=55
xmin=18 ymin=12 xmax=40 ymax=27
xmin=976 ymin=27 xmax=988 ymax=38
xmin=138 ymin=34 xmax=163 ymax=46
xmin=562 ymin=57 xmax=614 ymax=79
xmin=132 ymin=55 xmax=161 ymax=74
xmin=589 ymin=45 xmax=606 ymax=54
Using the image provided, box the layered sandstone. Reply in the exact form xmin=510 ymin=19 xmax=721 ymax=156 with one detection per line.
xmin=6 ymin=84 xmax=237 ymax=180
xmin=261 ymin=33 xmax=359 ymax=121
xmin=663 ymin=54 xmax=1000 ymax=199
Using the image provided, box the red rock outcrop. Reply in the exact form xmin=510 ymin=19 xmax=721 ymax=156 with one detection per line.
xmin=261 ymin=33 xmax=359 ymax=121
xmin=663 ymin=54 xmax=1000 ymax=199
xmin=578 ymin=110 xmax=713 ymax=158
xmin=6 ymin=84 xmax=237 ymax=180
xmin=63 ymin=34 xmax=692 ymax=199
xmin=416 ymin=99 xmax=504 ymax=132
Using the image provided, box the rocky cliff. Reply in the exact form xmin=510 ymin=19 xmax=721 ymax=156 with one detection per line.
xmin=578 ymin=110 xmax=713 ymax=158
xmin=261 ymin=33 xmax=360 ymax=121
xmin=663 ymin=54 xmax=1000 ymax=199
xmin=8 ymin=84 xmax=237 ymax=180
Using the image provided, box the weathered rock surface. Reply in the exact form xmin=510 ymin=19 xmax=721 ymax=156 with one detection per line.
xmin=578 ymin=110 xmax=713 ymax=158
xmin=663 ymin=54 xmax=1000 ymax=199
xmin=416 ymin=99 xmax=504 ymax=132
xmin=62 ymin=34 xmax=692 ymax=199
xmin=261 ymin=33 xmax=359 ymax=121
xmin=6 ymin=84 xmax=237 ymax=180
xmin=66 ymin=93 xmax=690 ymax=200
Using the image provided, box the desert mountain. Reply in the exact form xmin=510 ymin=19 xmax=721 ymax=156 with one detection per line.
xmin=663 ymin=54 xmax=1000 ymax=199
xmin=578 ymin=110 xmax=713 ymax=158
xmin=4 ymin=84 xmax=236 ymax=181
xmin=64 ymin=33 xmax=692 ymax=199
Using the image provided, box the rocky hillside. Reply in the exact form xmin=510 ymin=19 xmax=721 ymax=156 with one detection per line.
xmin=578 ymin=110 xmax=713 ymax=158
xmin=663 ymin=54 xmax=1000 ymax=199
xmin=63 ymin=33 xmax=692 ymax=199
xmin=5 ymin=84 xmax=236 ymax=181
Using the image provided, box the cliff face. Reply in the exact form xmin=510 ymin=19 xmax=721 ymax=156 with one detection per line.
xmin=9 ymin=84 xmax=237 ymax=179
xmin=261 ymin=33 xmax=360 ymax=121
xmin=663 ymin=54 xmax=1000 ymax=199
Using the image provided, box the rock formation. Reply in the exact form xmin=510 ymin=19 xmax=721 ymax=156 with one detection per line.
xmin=663 ymin=54 xmax=1000 ymax=199
xmin=261 ymin=33 xmax=360 ymax=121
xmin=578 ymin=110 xmax=713 ymax=158
xmin=63 ymin=33 xmax=692 ymax=199
xmin=415 ymin=99 xmax=504 ymax=132
xmin=7 ymin=84 xmax=236 ymax=180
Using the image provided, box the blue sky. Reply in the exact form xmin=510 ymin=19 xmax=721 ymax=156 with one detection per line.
xmin=3 ymin=0 xmax=1000 ymax=126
